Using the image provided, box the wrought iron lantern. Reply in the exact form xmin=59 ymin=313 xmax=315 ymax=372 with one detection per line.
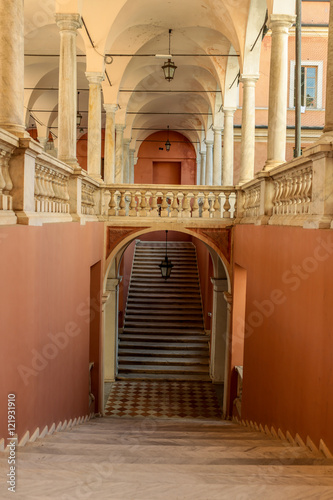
xmin=159 ymin=230 xmax=174 ymax=280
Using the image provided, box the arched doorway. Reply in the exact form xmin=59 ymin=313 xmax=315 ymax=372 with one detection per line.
xmin=102 ymin=224 xmax=233 ymax=417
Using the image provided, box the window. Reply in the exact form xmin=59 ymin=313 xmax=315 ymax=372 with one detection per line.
xmin=289 ymin=61 xmax=323 ymax=109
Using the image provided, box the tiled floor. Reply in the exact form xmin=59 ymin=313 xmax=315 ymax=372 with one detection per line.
xmin=104 ymin=381 xmax=222 ymax=420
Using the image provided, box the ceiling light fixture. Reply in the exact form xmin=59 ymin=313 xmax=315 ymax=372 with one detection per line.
xmin=165 ymin=126 xmax=171 ymax=151
xmin=161 ymin=29 xmax=177 ymax=82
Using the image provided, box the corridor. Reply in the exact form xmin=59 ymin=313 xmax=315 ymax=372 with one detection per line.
xmin=2 ymin=416 xmax=333 ymax=499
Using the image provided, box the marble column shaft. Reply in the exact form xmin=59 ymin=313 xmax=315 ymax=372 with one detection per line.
xmin=129 ymin=148 xmax=136 ymax=183
xmin=210 ymin=278 xmax=229 ymax=383
xmin=205 ymin=141 xmax=214 ymax=186
xmin=239 ymin=75 xmax=258 ymax=184
xmin=56 ymin=13 xmax=82 ymax=166
xmin=222 ymin=108 xmax=236 ymax=186
xmin=104 ymin=104 xmax=117 ymax=184
xmin=104 ymin=278 xmax=121 ymax=382
xmin=115 ymin=125 xmax=125 ymax=183
xmin=213 ymin=128 xmax=222 ymax=185
xmin=86 ymin=72 xmax=104 ymax=180
xmin=266 ymin=14 xmax=296 ymax=168
xmin=324 ymin=0 xmax=333 ymax=132
xmin=0 ymin=0 xmax=25 ymax=136
xmin=123 ymin=139 xmax=131 ymax=184
xmin=200 ymin=151 xmax=206 ymax=185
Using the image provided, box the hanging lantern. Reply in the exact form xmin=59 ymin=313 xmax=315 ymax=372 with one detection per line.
xmin=165 ymin=125 xmax=171 ymax=151
xmin=161 ymin=29 xmax=177 ymax=82
xmin=159 ymin=230 xmax=174 ymax=280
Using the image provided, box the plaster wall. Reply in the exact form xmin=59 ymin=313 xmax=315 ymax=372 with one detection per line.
xmin=233 ymin=224 xmax=333 ymax=451
xmin=0 ymin=222 xmax=104 ymax=441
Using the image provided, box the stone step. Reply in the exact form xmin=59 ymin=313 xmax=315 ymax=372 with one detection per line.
xmin=118 ymin=348 xmax=209 ymax=357
xmin=125 ymin=314 xmax=204 ymax=322
xmin=123 ymin=323 xmax=205 ymax=330
xmin=118 ymin=356 xmax=210 ymax=366
xmin=119 ymin=341 xmax=210 ymax=350
xmin=116 ymin=373 xmax=212 ymax=381
xmin=125 ymin=307 xmax=203 ymax=315
xmin=118 ymin=364 xmax=210 ymax=375
xmin=119 ymin=334 xmax=209 ymax=343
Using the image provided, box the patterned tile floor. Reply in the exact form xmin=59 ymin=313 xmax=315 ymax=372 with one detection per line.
xmin=104 ymin=381 xmax=222 ymax=420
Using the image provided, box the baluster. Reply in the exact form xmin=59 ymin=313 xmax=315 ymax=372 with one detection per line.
xmin=191 ymin=192 xmax=199 ymax=218
xmin=109 ymin=190 xmax=117 ymax=216
xmin=149 ymin=190 xmax=158 ymax=217
xmin=213 ymin=192 xmax=221 ymax=219
xmin=160 ymin=192 xmax=169 ymax=217
xmin=304 ymin=170 xmax=313 ymax=214
xmin=139 ymin=190 xmax=148 ymax=217
xmin=34 ymin=167 xmax=41 ymax=212
xmin=128 ymin=190 xmax=137 ymax=216
xmin=182 ymin=193 xmax=191 ymax=218
xmin=63 ymin=176 xmax=70 ymax=213
xmin=118 ymin=190 xmax=126 ymax=216
xmin=202 ymin=192 xmax=210 ymax=218
xmin=170 ymin=191 xmax=179 ymax=217
xmin=223 ymin=191 xmax=231 ymax=219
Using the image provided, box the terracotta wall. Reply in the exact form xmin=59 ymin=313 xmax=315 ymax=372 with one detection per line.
xmin=135 ymin=131 xmax=197 ymax=185
xmin=233 ymin=224 xmax=333 ymax=451
xmin=0 ymin=222 xmax=104 ymax=442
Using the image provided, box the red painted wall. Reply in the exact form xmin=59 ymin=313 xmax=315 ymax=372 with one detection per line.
xmin=233 ymin=224 xmax=333 ymax=451
xmin=0 ymin=222 xmax=104 ymax=442
xmin=135 ymin=131 xmax=197 ymax=185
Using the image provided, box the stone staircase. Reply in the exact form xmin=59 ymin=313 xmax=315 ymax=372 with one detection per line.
xmin=117 ymin=241 xmax=210 ymax=381
xmin=4 ymin=417 xmax=333 ymax=499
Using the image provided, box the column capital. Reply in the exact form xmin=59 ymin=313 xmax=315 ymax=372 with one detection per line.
xmin=200 ymin=150 xmax=206 ymax=157
xmin=55 ymin=13 xmax=82 ymax=32
xmin=205 ymin=139 xmax=214 ymax=147
xmin=269 ymin=14 xmax=296 ymax=32
xmin=223 ymin=107 xmax=236 ymax=116
xmin=211 ymin=278 xmax=228 ymax=293
xmin=223 ymin=291 xmax=233 ymax=305
xmin=129 ymin=148 xmax=136 ymax=154
xmin=115 ymin=124 xmax=125 ymax=132
xmin=85 ymin=72 xmax=105 ymax=85
xmin=240 ymin=74 xmax=259 ymax=86
xmin=106 ymin=277 xmax=122 ymax=292
xmin=213 ymin=127 xmax=223 ymax=134
xmin=103 ymin=103 xmax=118 ymax=114
xmin=123 ymin=138 xmax=131 ymax=145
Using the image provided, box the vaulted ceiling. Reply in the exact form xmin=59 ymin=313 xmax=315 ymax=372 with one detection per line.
xmin=24 ymin=0 xmax=288 ymax=152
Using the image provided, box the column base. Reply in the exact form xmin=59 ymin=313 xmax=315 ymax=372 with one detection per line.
xmin=263 ymin=159 xmax=286 ymax=171
xmin=0 ymin=210 xmax=16 ymax=225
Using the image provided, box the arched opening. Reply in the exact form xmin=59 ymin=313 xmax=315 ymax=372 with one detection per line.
xmin=135 ymin=131 xmax=197 ymax=185
xmin=103 ymin=225 xmax=232 ymax=418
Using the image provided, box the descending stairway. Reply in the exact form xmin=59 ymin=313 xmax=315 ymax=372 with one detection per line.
xmin=117 ymin=241 xmax=211 ymax=381
xmin=4 ymin=417 xmax=333 ymax=499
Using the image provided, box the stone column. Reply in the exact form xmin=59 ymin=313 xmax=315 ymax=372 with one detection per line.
xmin=200 ymin=151 xmax=206 ymax=185
xmin=324 ymin=0 xmax=333 ymax=133
xmin=104 ymin=278 xmax=122 ymax=382
xmin=115 ymin=124 xmax=125 ymax=183
xmin=86 ymin=72 xmax=104 ymax=180
xmin=123 ymin=138 xmax=131 ymax=184
xmin=0 ymin=0 xmax=25 ymax=136
xmin=222 ymin=108 xmax=236 ymax=186
xmin=55 ymin=13 xmax=82 ymax=166
xmin=213 ymin=128 xmax=222 ymax=185
xmin=129 ymin=148 xmax=136 ymax=183
xmin=265 ymin=14 xmax=296 ymax=169
xmin=103 ymin=104 xmax=117 ymax=184
xmin=205 ymin=140 xmax=214 ymax=185
xmin=239 ymin=75 xmax=258 ymax=184
xmin=196 ymin=153 xmax=201 ymax=185
xmin=210 ymin=278 xmax=229 ymax=383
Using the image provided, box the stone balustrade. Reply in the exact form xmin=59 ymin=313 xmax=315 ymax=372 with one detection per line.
xmin=81 ymin=180 xmax=98 ymax=215
xmin=35 ymin=154 xmax=72 ymax=214
xmin=0 ymin=130 xmax=18 ymax=224
xmin=107 ymin=185 xmax=237 ymax=219
xmin=243 ymin=183 xmax=261 ymax=219
xmin=271 ymin=165 xmax=312 ymax=217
